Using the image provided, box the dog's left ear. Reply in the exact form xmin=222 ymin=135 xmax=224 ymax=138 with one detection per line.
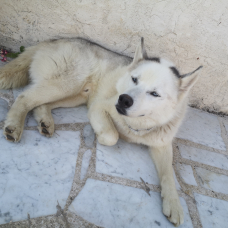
xmin=178 ymin=66 xmax=203 ymax=99
xmin=132 ymin=37 xmax=148 ymax=65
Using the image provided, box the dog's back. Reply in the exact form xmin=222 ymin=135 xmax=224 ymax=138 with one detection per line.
xmin=0 ymin=38 xmax=132 ymax=90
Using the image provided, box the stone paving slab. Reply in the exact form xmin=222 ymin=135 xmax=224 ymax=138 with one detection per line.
xmin=223 ymin=119 xmax=228 ymax=136
xmin=96 ymin=140 xmax=160 ymax=185
xmin=97 ymin=139 xmax=181 ymax=190
xmin=0 ymin=130 xmax=80 ymax=225
xmin=176 ymin=163 xmax=198 ymax=186
xmin=69 ymin=179 xmax=193 ymax=228
xmin=0 ymin=98 xmax=8 ymax=122
xmin=194 ymin=193 xmax=228 ymax=228
xmin=178 ymin=143 xmax=228 ymax=170
xmin=83 ymin=124 xmax=95 ymax=148
xmin=196 ymin=167 xmax=228 ymax=195
xmin=176 ymin=108 xmax=226 ymax=150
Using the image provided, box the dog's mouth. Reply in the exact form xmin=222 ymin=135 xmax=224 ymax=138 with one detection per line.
xmin=115 ymin=105 xmax=127 ymax=116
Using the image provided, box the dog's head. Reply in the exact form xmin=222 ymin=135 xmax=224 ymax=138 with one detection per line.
xmin=116 ymin=38 xmax=202 ymax=125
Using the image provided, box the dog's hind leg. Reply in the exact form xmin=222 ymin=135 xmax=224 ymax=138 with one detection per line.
xmin=33 ymin=93 xmax=88 ymax=137
xmin=33 ymin=104 xmax=54 ymax=138
xmin=150 ymin=144 xmax=184 ymax=227
xmin=4 ymin=82 xmax=84 ymax=142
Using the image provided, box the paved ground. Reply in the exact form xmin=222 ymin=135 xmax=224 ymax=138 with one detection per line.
xmin=0 ymin=60 xmax=228 ymax=228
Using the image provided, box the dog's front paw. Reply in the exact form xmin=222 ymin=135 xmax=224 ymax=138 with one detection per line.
xmin=4 ymin=124 xmax=23 ymax=142
xmin=163 ymin=196 xmax=184 ymax=227
xmin=97 ymin=130 xmax=118 ymax=146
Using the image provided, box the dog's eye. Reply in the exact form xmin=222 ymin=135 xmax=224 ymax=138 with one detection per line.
xmin=150 ymin=91 xmax=160 ymax=97
xmin=131 ymin=77 xmax=138 ymax=84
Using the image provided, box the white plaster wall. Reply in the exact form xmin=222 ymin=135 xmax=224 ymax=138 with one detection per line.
xmin=0 ymin=0 xmax=228 ymax=113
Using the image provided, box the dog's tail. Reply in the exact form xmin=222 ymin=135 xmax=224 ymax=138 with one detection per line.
xmin=0 ymin=46 xmax=38 ymax=89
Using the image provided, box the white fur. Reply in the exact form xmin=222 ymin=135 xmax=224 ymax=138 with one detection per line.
xmin=0 ymin=38 xmax=202 ymax=227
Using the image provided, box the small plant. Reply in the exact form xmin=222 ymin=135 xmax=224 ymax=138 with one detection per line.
xmin=1 ymin=46 xmax=25 ymax=62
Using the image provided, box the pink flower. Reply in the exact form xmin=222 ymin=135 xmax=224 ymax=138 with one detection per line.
xmin=0 ymin=49 xmax=8 ymax=55
xmin=1 ymin=57 xmax=7 ymax=62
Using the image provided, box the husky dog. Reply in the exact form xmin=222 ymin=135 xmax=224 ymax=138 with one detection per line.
xmin=0 ymin=37 xmax=202 ymax=226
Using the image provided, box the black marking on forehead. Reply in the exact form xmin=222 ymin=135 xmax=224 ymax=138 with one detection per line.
xmin=145 ymin=57 xmax=160 ymax=63
xmin=170 ymin=67 xmax=180 ymax=78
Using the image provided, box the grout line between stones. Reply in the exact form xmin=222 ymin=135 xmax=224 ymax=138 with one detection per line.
xmin=174 ymin=139 xmax=228 ymax=176
xmin=183 ymin=194 xmax=202 ymax=228
xmin=175 ymin=142 xmax=228 ymax=200
xmin=175 ymin=137 xmax=228 ymax=156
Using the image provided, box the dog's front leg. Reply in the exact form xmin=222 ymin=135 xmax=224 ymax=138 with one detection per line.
xmin=88 ymin=103 xmax=119 ymax=146
xmin=150 ymin=144 xmax=184 ymax=227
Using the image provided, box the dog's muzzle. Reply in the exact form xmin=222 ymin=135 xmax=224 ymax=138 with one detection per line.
xmin=115 ymin=94 xmax=133 ymax=115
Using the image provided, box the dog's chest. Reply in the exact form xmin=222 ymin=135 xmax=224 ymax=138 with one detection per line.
xmin=111 ymin=117 xmax=152 ymax=146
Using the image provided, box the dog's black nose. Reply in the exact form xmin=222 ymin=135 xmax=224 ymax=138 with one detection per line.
xmin=118 ymin=94 xmax=133 ymax=108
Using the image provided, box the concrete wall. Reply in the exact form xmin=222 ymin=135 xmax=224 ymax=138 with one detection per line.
xmin=1 ymin=0 xmax=228 ymax=114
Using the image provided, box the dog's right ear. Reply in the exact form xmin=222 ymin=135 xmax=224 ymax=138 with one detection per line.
xmin=132 ymin=37 xmax=148 ymax=65
xmin=178 ymin=66 xmax=203 ymax=100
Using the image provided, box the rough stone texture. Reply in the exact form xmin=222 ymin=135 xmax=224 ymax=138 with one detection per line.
xmin=0 ymin=130 xmax=80 ymax=225
xmin=176 ymin=164 xmax=197 ymax=186
xmin=179 ymin=143 xmax=228 ymax=170
xmin=1 ymin=0 xmax=228 ymax=113
xmin=0 ymin=99 xmax=8 ymax=122
xmin=69 ymin=179 xmax=193 ymax=228
xmin=96 ymin=140 xmax=160 ymax=185
xmin=196 ymin=167 xmax=228 ymax=195
xmin=194 ymin=193 xmax=228 ymax=228
xmin=176 ymin=108 xmax=226 ymax=150
xmin=83 ymin=124 xmax=95 ymax=148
